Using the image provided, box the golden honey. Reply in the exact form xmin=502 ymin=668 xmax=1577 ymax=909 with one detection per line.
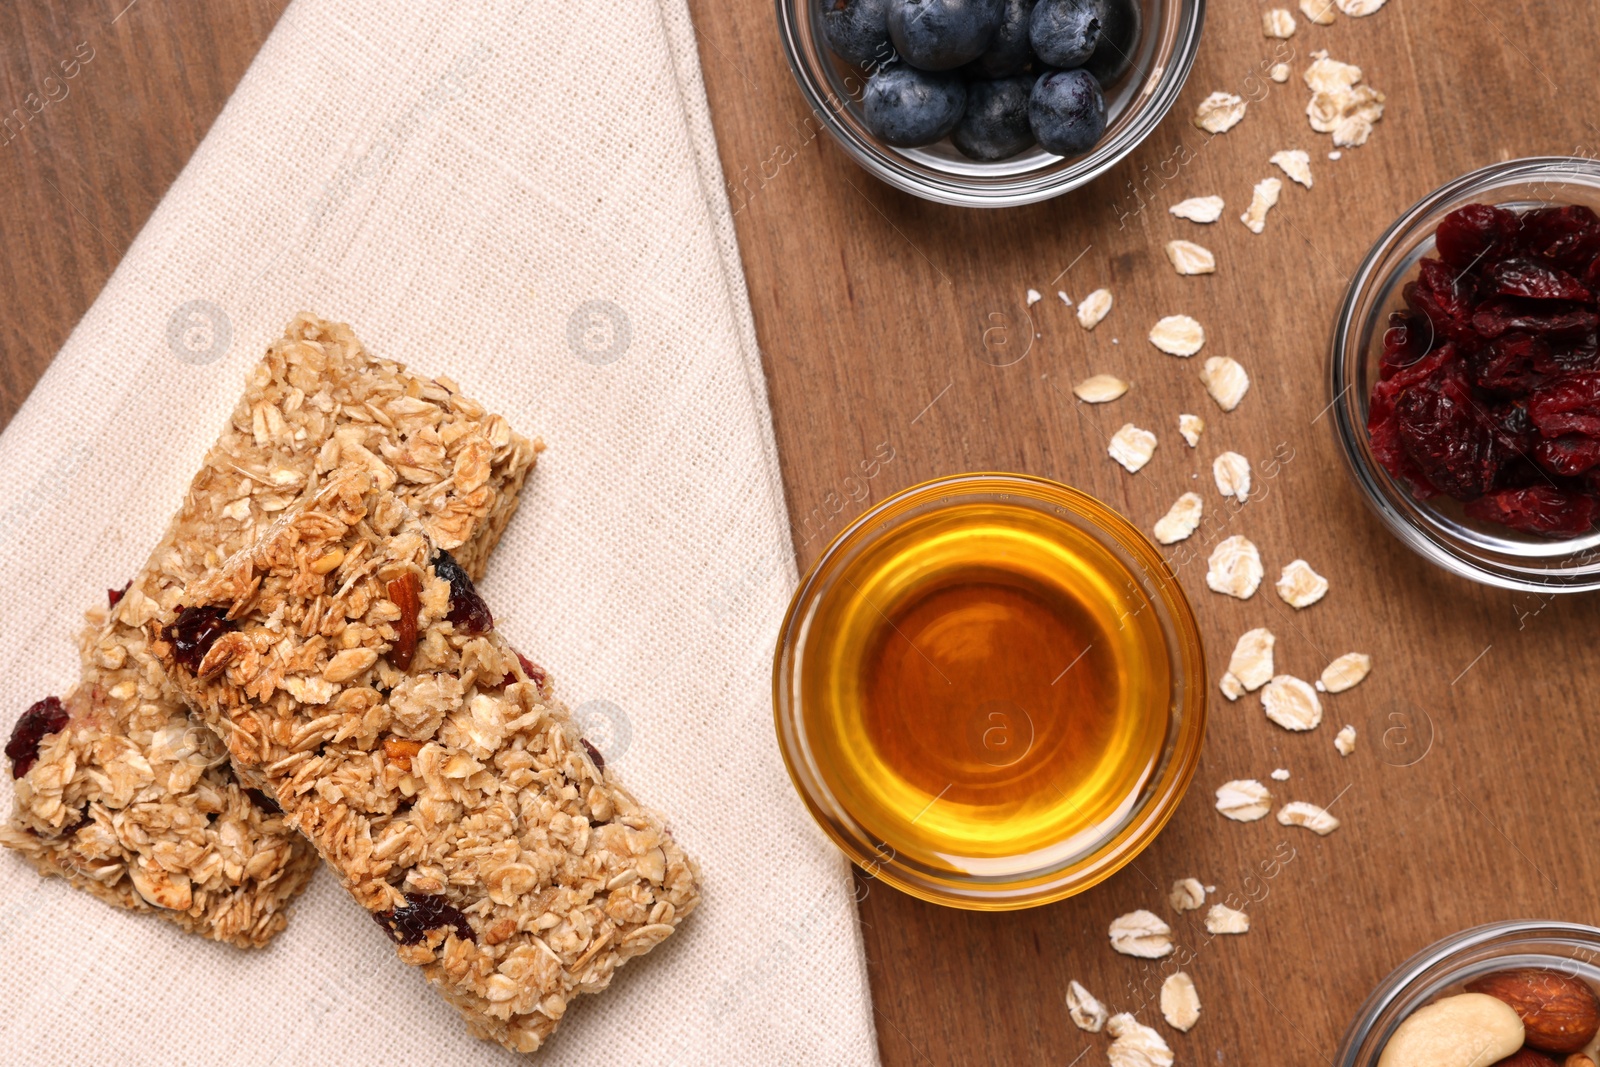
xmin=796 ymin=493 xmax=1175 ymax=886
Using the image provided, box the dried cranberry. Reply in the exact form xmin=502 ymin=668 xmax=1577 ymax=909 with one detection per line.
xmin=581 ymin=738 xmax=605 ymax=772
xmin=1513 ymin=204 xmax=1600 ymax=261
xmin=1528 ymin=374 xmax=1600 ymax=437
xmin=1534 ymin=434 xmax=1600 ymax=476
xmin=1434 ymin=203 xmax=1517 ymax=269
xmin=1472 ymin=298 xmax=1599 ymax=340
xmin=1380 ymin=311 xmax=1432 ymax=378
xmin=431 ymin=550 xmax=493 ymax=634
xmin=63 ymin=805 xmax=92 ymax=835
xmin=7 ymin=696 xmax=69 ymax=778
xmin=514 ymin=652 xmax=548 ymax=689
xmin=245 ymin=788 xmax=282 ymax=815
xmin=1490 ymin=257 xmax=1592 ymax=302
xmin=161 ymin=605 xmax=236 ymax=673
xmin=107 ymin=581 xmax=131 ymax=608
xmin=1468 ymin=333 xmax=1550 ymax=394
xmin=1404 ymin=277 xmax=1476 ymax=345
xmin=1395 ymin=371 xmax=1507 ymax=500
xmin=372 ymin=893 xmax=474 ymax=945
xmin=1464 ymin=486 xmax=1599 ymax=536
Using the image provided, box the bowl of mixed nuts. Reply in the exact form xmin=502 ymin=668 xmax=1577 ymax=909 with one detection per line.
xmin=776 ymin=0 xmax=1205 ymax=206
xmin=1336 ymin=920 xmax=1600 ymax=1066
xmin=1329 ymin=156 xmax=1600 ymax=591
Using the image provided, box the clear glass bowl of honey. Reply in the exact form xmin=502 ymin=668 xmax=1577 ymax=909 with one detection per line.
xmin=773 ymin=473 xmax=1207 ymax=910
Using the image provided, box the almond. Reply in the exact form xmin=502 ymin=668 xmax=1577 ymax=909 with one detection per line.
xmin=1466 ymin=969 xmax=1600 ymax=1054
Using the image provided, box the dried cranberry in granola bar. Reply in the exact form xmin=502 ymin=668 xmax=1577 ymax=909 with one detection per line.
xmin=1 ymin=314 xmax=537 ymax=948
xmin=156 ymin=469 xmax=699 ymax=1054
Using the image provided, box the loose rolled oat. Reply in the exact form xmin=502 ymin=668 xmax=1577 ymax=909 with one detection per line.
xmin=1165 ymin=239 xmax=1217 ymax=275
xmin=1153 ymin=493 xmax=1204 ymax=545
xmin=1305 ymin=50 xmax=1385 ymax=147
xmin=1108 ymin=1014 xmax=1175 ymax=1067
xmin=1027 ymin=288 xmax=1043 ymax=306
xmin=1170 ymin=196 xmax=1225 ymax=223
xmin=1261 ymin=674 xmax=1323 ymax=731
xmin=1179 ymin=413 xmax=1205 ymax=447
xmin=1205 ymin=904 xmax=1251 ymax=934
xmin=1193 ymin=91 xmax=1246 ymax=134
xmin=1278 ymin=801 xmax=1340 ymax=835
xmin=1206 ymin=536 xmax=1263 ymax=599
xmin=1270 ymin=63 xmax=1290 ymax=83
xmin=1169 ymin=877 xmax=1208 ymax=912
xmin=1241 ymin=177 xmax=1283 ymax=234
xmin=1299 ymin=0 xmax=1336 ymax=24
xmin=0 ymin=315 xmax=536 ymax=948
xmin=1336 ymin=0 xmax=1387 ymax=14
xmin=1271 ymin=148 xmax=1314 ymax=188
xmin=155 ymin=470 xmax=699 ymax=1053
xmin=1262 ymin=8 xmax=1296 ymax=37
xmin=1317 ymin=652 xmax=1372 ymax=692
xmin=1161 ymin=972 xmax=1201 ymax=1032
xmin=1276 ymin=559 xmax=1329 ymax=608
xmin=1221 ymin=627 xmax=1275 ymax=699
xmin=1078 ymin=288 xmax=1114 ymax=329
xmin=1149 ymin=314 xmax=1206 ymax=356
xmin=1213 ymin=451 xmax=1252 ymax=501
xmin=1215 ymin=779 xmax=1272 ymax=822
xmin=1109 ymin=909 xmax=1175 ymax=958
xmin=1110 ymin=424 xmax=1159 ymax=473
xmin=1074 ymin=374 xmax=1130 ymax=403
xmin=1271 ymin=768 xmax=1291 ymax=781
xmin=1335 ymin=724 xmax=1357 ymax=756
xmin=1201 ymin=357 xmax=1250 ymax=411
xmin=1067 ymin=980 xmax=1110 ymax=1032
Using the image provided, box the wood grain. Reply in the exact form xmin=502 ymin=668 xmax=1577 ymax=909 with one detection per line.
xmin=6 ymin=1 xmax=1600 ymax=1064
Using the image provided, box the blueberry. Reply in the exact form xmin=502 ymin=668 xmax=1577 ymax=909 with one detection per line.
xmin=1029 ymin=0 xmax=1101 ymax=70
xmin=1028 ymin=67 xmax=1106 ymax=156
xmin=863 ymin=62 xmax=968 ymax=146
xmin=822 ymin=0 xmax=895 ymax=69
xmin=885 ymin=0 xmax=1005 ymax=72
xmin=969 ymin=0 xmax=1037 ymax=77
xmin=952 ymin=76 xmax=1035 ymax=160
xmin=1083 ymin=0 xmax=1141 ymax=86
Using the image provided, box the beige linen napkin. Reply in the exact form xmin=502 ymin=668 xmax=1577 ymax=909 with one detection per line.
xmin=0 ymin=0 xmax=876 ymax=1063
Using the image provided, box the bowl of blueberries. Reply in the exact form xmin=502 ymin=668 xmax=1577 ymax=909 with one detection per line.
xmin=778 ymin=0 xmax=1205 ymax=206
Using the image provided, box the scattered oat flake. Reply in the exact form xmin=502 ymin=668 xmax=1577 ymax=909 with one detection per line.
xmin=1153 ymin=493 xmax=1204 ymax=545
xmin=1224 ymin=627 xmax=1275 ymax=695
xmin=1165 ymin=239 xmax=1216 ymax=276
xmin=1278 ymin=800 xmax=1340 ymax=835
xmin=1215 ymin=779 xmax=1272 ymax=822
xmin=1207 ymin=535 xmax=1263 ymax=599
xmin=1057 ymin=290 xmax=1073 ymax=306
xmin=1299 ymin=0 xmax=1336 ymax=24
xmin=1262 ymin=8 xmax=1296 ymax=37
xmin=1270 ymin=63 xmax=1290 ymax=83
xmin=1317 ymin=652 xmax=1372 ymax=693
xmin=1193 ymin=91 xmax=1246 ymax=134
xmin=1271 ymin=149 xmax=1313 ymax=188
xmin=1213 ymin=451 xmax=1251 ymax=501
xmin=1109 ymin=424 xmax=1158 ymax=473
xmin=1205 ymin=904 xmax=1250 ymax=935
xmin=1271 ymin=768 xmax=1291 ymax=781
xmin=1170 ymin=195 xmax=1224 ymax=223
xmin=1067 ymin=980 xmax=1109 ymax=1033
xmin=1109 ymin=910 xmax=1174 ymax=959
xmin=1074 ymin=373 xmax=1129 ymax=403
xmin=1328 ymin=149 xmax=1342 ymax=160
xmin=1149 ymin=314 xmax=1205 ymax=356
xmin=1169 ymin=877 xmax=1207 ymax=912
xmin=1261 ymin=674 xmax=1323 ymax=731
xmin=1026 ymin=288 xmax=1042 ymax=306
xmin=1201 ymin=357 xmax=1250 ymax=411
xmin=1304 ymin=51 xmax=1362 ymax=93
xmin=1335 ymin=724 xmax=1357 ymax=756
xmin=1107 ymin=1014 xmax=1175 ymax=1067
xmin=1161 ymin=973 xmax=1201 ymax=1032
xmin=1305 ymin=50 xmax=1385 ymax=147
xmin=1276 ymin=559 xmax=1329 ymax=608
xmin=1240 ymin=177 xmax=1283 ymax=234
xmin=1178 ymin=413 xmax=1204 ymax=447
xmin=1337 ymin=0 xmax=1387 ymax=14
xmin=1078 ymin=288 xmax=1113 ymax=329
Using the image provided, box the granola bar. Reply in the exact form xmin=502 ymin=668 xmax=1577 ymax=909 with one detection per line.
xmin=154 ymin=469 xmax=699 ymax=1053
xmin=2 ymin=314 xmax=537 ymax=947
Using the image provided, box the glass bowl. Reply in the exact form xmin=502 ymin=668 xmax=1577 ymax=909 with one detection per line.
xmin=771 ymin=473 xmax=1207 ymax=910
xmin=1336 ymin=920 xmax=1600 ymax=1065
xmin=1328 ymin=156 xmax=1600 ymax=592
xmin=774 ymin=0 xmax=1206 ymax=207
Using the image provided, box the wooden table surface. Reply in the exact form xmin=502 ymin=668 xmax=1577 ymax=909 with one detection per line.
xmin=6 ymin=2 xmax=1600 ymax=1063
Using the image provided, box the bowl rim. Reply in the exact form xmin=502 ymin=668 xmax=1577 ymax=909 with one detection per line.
xmin=773 ymin=0 xmax=1208 ymax=208
xmin=1328 ymin=155 xmax=1600 ymax=593
xmin=1335 ymin=918 xmax=1600 ymax=1065
xmin=770 ymin=470 xmax=1208 ymax=911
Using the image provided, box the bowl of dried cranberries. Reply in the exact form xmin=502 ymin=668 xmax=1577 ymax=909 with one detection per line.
xmin=1330 ymin=157 xmax=1600 ymax=591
